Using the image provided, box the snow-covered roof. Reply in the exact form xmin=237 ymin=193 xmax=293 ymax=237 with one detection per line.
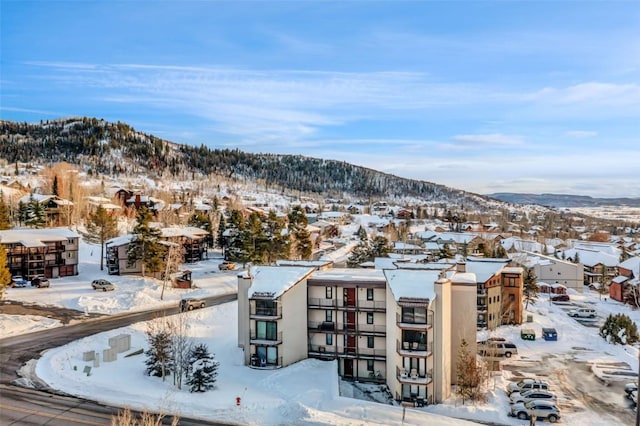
xmin=249 ymin=266 xmax=315 ymax=299
xmin=0 ymin=227 xmax=79 ymax=245
xmin=275 ymin=260 xmax=332 ymax=268
xmin=450 ymin=272 xmax=477 ymax=284
xmin=384 ymin=269 xmax=440 ymax=301
xmin=106 ymin=234 xmax=135 ymax=247
xmin=563 ymin=248 xmax=619 ymax=267
xmin=620 ymin=256 xmax=640 ymax=271
xmin=161 ymin=226 xmax=209 ymax=239
xmin=464 ymin=258 xmax=509 ymax=283
xmin=310 ymin=268 xmax=386 ymax=283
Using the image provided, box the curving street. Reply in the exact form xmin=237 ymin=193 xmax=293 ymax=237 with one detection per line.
xmin=0 ymin=293 xmax=238 ymax=425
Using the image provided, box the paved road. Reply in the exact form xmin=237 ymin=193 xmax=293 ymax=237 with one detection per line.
xmin=0 ymin=292 xmax=237 ymax=425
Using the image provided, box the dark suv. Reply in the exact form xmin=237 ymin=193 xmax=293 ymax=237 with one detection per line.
xmin=180 ymin=298 xmax=206 ymax=312
xmin=31 ymin=277 xmax=50 ymax=288
xmin=551 ymin=294 xmax=570 ymax=303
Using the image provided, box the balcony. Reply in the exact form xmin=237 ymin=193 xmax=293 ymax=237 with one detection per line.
xmin=478 ymin=305 xmax=488 ymax=313
xmin=250 ymin=304 xmax=282 ymax=319
xmin=336 ymin=299 xmax=386 ymax=311
xmin=307 ymin=297 xmax=337 ymax=309
xmin=396 ymin=313 xmax=432 ymax=330
xmin=249 ymin=354 xmax=283 ymax=370
xmin=396 ymin=340 xmax=432 ymax=357
xmin=336 ymin=346 xmax=386 ymax=360
xmin=308 ymin=321 xmax=336 ymax=331
xmin=308 ymin=344 xmax=336 ymax=359
xmin=396 ymin=366 xmax=433 ymax=385
xmin=249 ymin=331 xmax=282 ymax=345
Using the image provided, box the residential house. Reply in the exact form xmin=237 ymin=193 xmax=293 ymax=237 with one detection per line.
xmin=0 ymin=227 xmax=79 ymax=279
xmin=561 ymin=247 xmax=619 ymax=286
xmin=610 ymin=256 xmax=640 ymax=305
xmin=510 ymin=251 xmax=584 ymax=293
xmin=18 ymin=194 xmax=74 ymax=225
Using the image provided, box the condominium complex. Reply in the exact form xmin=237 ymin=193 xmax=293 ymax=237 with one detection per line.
xmin=237 ymin=263 xmax=478 ymax=405
xmin=0 ymin=227 xmax=79 ymax=279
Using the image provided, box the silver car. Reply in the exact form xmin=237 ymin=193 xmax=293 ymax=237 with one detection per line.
xmin=510 ymin=389 xmax=556 ymax=404
xmin=92 ymin=279 xmax=115 ymax=291
xmin=510 ymin=400 xmax=560 ymax=423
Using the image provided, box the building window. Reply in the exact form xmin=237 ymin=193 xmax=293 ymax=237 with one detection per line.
xmin=367 ymin=336 xmax=374 ymax=348
xmin=326 ymin=310 xmax=333 ymax=322
xmin=326 ymin=334 xmax=333 ymax=345
xmin=326 ymin=287 xmax=332 ymax=299
xmin=367 ymin=359 xmax=374 ymax=371
xmin=256 ymin=321 xmax=277 ymax=340
xmin=509 ymin=294 xmax=515 ymax=301
xmin=367 ymin=288 xmax=374 ymax=300
xmin=367 ymin=312 xmax=374 ymax=324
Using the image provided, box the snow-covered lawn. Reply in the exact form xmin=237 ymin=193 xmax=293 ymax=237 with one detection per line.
xmin=0 ymin=314 xmax=61 ymax=338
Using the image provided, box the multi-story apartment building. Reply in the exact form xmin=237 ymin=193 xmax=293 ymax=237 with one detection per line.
xmin=0 ymin=228 xmax=79 ymax=278
xmin=464 ymin=257 xmax=523 ymax=329
xmin=237 ymin=264 xmax=477 ymax=406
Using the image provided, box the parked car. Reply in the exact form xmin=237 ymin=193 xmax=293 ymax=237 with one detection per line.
xmin=218 ymin=261 xmax=236 ymax=271
xmin=625 ymin=382 xmax=638 ymax=398
xmin=91 ymin=279 xmax=115 ymax=291
xmin=510 ymin=389 xmax=557 ymax=404
xmin=180 ymin=298 xmax=206 ymax=312
xmin=569 ymin=307 xmax=596 ymax=318
xmin=508 ymin=379 xmax=550 ymax=395
xmin=478 ymin=341 xmax=518 ymax=358
xmin=631 ymin=390 xmax=638 ymax=405
xmin=10 ymin=275 xmax=28 ymax=288
xmin=551 ymin=294 xmax=570 ymax=303
xmin=510 ymin=400 xmax=560 ymax=423
xmin=31 ymin=277 xmax=50 ymax=288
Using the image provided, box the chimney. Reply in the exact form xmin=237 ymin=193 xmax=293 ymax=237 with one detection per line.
xmin=456 ymin=261 xmax=466 ymax=273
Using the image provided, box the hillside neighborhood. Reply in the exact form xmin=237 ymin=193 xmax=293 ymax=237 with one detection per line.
xmin=1 ymin=160 xmax=640 ymax=425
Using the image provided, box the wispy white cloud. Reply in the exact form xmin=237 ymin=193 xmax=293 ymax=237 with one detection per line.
xmin=451 ymin=133 xmax=524 ymax=146
xmin=565 ymin=130 xmax=597 ymax=138
xmin=526 ymin=82 xmax=640 ymax=106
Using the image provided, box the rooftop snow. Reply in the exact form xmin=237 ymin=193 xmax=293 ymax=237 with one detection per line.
xmin=0 ymin=227 xmax=79 ymax=244
xmin=384 ymin=269 xmax=440 ymax=301
xmin=311 ymin=268 xmax=386 ymax=282
xmin=249 ymin=266 xmax=315 ymax=298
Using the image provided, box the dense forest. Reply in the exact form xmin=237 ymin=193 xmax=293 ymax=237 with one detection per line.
xmin=0 ymin=117 xmax=493 ymax=208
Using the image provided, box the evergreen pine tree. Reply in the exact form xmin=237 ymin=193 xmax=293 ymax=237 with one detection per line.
xmin=188 ymin=211 xmax=213 ymax=248
xmin=186 ymin=343 xmax=219 ymax=392
xmin=128 ymin=207 xmax=165 ymax=277
xmin=288 ymin=206 xmax=312 ymax=260
xmin=264 ymin=210 xmax=289 ymax=263
xmin=52 ymin=175 xmax=59 ymax=196
xmin=216 ymin=213 xmax=227 ymax=250
xmin=370 ymin=235 xmax=390 ymax=258
xmin=145 ymin=330 xmax=173 ymax=380
xmin=523 ymin=267 xmax=538 ymax=309
xmin=25 ymin=195 xmax=46 ymax=228
xmin=84 ymin=205 xmax=118 ymax=270
xmin=0 ymin=193 xmax=12 ymax=230
xmin=225 ymin=209 xmax=245 ymax=262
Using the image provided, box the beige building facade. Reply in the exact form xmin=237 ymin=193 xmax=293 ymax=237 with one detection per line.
xmin=237 ymin=264 xmax=477 ymax=406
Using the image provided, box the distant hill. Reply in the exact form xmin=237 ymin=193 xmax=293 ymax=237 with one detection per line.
xmin=488 ymin=193 xmax=640 ymax=208
xmin=0 ymin=117 xmax=506 ymax=211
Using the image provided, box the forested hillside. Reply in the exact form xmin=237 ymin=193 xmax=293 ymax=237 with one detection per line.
xmin=0 ymin=117 xmax=495 ymax=208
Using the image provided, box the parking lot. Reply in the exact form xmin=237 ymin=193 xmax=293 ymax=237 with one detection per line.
xmin=484 ymin=295 xmax=638 ymax=425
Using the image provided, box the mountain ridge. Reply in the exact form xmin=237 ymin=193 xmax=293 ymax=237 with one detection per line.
xmin=488 ymin=192 xmax=640 ymax=208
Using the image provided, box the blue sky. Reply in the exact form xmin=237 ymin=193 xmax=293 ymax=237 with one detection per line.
xmin=2 ymin=1 xmax=639 ymax=198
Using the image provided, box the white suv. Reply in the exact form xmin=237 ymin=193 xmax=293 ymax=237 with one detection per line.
xmin=569 ymin=307 xmax=596 ymax=318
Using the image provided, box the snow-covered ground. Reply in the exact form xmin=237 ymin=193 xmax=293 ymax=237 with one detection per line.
xmin=2 ymin=240 xmax=639 ymax=425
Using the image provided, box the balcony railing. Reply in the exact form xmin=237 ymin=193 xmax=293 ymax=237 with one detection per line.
xmin=307 ymin=297 xmax=337 ymax=308
xmin=250 ymin=304 xmax=282 ymax=318
xmin=249 ymin=355 xmax=283 ymax=369
xmin=396 ymin=313 xmax=432 ymax=329
xmin=249 ymin=331 xmax=283 ymax=344
xmin=307 ymin=298 xmax=386 ymax=311
xmin=308 ymin=344 xmax=336 ymax=357
xmin=335 ymin=346 xmax=386 ymax=359
xmin=396 ymin=340 xmax=432 ymax=356
xmin=308 ymin=321 xmax=336 ymax=331
xmin=396 ymin=366 xmax=433 ymax=385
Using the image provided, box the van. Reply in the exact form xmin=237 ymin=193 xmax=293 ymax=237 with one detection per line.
xmin=569 ymin=308 xmax=596 ymax=318
xmin=542 ymin=328 xmax=558 ymax=341
xmin=478 ymin=341 xmax=518 ymax=358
